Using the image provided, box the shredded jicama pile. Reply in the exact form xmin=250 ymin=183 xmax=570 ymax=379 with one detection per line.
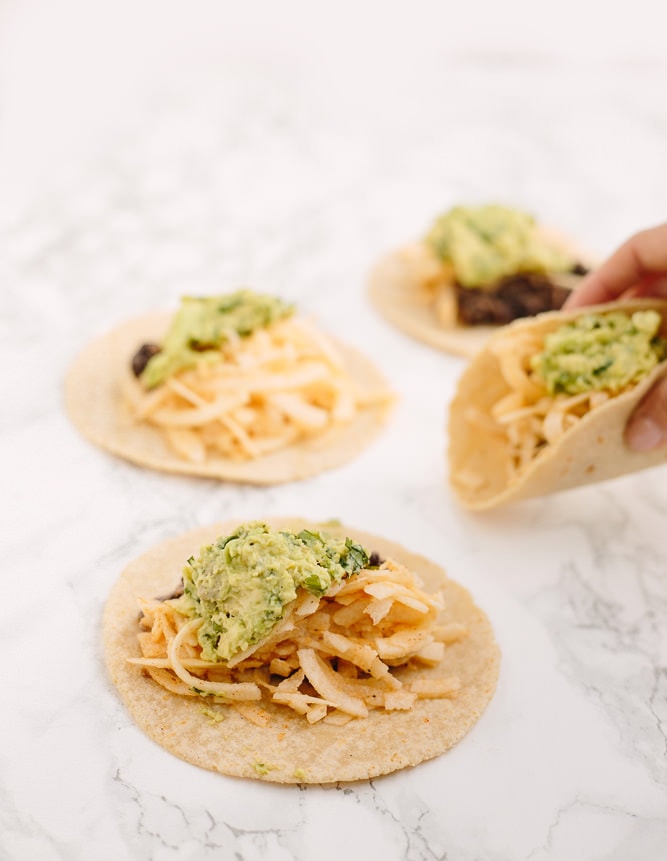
xmin=124 ymin=316 xmax=390 ymax=462
xmin=130 ymin=557 xmax=467 ymax=726
xmin=464 ymin=331 xmax=613 ymax=481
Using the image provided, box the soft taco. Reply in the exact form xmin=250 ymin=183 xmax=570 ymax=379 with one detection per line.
xmin=368 ymin=204 xmax=593 ymax=357
xmin=64 ymin=290 xmax=393 ymax=484
xmin=103 ymin=518 xmax=500 ymax=783
xmin=448 ymin=299 xmax=667 ymax=510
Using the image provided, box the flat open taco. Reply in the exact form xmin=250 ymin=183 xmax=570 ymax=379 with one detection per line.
xmin=64 ymin=291 xmax=393 ymax=484
xmin=103 ymin=518 xmax=500 ymax=783
xmin=448 ymin=299 xmax=667 ymax=510
xmin=368 ymin=205 xmax=593 ymax=357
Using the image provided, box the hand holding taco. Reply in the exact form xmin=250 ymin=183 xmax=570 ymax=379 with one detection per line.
xmin=565 ymin=223 xmax=667 ymax=452
xmin=448 ymin=299 xmax=667 ymax=510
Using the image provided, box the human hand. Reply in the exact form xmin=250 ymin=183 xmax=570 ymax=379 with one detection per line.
xmin=564 ymin=223 xmax=667 ymax=452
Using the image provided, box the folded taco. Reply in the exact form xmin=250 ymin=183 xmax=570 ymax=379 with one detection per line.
xmin=448 ymin=299 xmax=667 ymax=510
xmin=64 ymin=290 xmax=393 ymax=483
xmin=103 ymin=518 xmax=500 ymax=783
xmin=368 ymin=204 xmax=592 ymax=357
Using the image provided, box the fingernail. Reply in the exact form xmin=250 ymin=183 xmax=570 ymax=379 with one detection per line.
xmin=626 ymin=416 xmax=666 ymax=451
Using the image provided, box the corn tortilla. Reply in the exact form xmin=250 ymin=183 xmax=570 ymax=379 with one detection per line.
xmin=103 ymin=518 xmax=500 ymax=784
xmin=448 ymin=299 xmax=667 ymax=510
xmin=64 ymin=312 xmax=392 ymax=484
xmin=368 ymin=228 xmax=593 ymax=358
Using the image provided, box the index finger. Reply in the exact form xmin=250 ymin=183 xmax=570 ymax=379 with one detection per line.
xmin=565 ymin=222 xmax=667 ymax=309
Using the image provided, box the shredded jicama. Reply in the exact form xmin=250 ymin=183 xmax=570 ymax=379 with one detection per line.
xmin=129 ymin=557 xmax=466 ymax=726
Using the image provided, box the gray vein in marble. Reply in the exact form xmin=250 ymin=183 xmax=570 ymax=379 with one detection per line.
xmin=526 ymin=795 xmax=667 ymax=861
xmin=111 ymin=767 xmax=305 ymax=860
xmin=531 ymin=550 xmax=667 ymax=787
xmin=4 ymin=54 xmax=667 ymax=860
xmin=0 ymin=783 xmax=68 ymax=861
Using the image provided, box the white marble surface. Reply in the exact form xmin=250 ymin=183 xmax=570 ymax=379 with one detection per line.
xmin=2 ymin=10 xmax=667 ymax=859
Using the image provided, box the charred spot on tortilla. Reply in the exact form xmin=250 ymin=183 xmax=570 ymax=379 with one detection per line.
xmin=102 ymin=518 xmax=500 ymax=783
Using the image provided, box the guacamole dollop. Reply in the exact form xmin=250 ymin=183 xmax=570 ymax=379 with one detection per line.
xmin=424 ymin=205 xmax=574 ymax=289
xmin=531 ymin=310 xmax=667 ymax=396
xmin=178 ymin=522 xmax=369 ymax=661
xmin=141 ymin=290 xmax=294 ymax=388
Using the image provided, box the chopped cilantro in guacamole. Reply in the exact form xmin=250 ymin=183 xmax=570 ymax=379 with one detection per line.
xmin=141 ymin=290 xmax=294 ymax=388
xmin=176 ymin=522 xmax=369 ymax=662
xmin=531 ymin=310 xmax=667 ymax=396
xmin=424 ymin=205 xmax=574 ymax=289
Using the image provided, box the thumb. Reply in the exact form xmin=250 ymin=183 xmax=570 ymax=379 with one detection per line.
xmin=624 ymin=375 xmax=667 ymax=451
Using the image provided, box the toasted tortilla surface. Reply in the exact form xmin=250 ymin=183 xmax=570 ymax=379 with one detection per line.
xmin=368 ymin=230 xmax=593 ymax=358
xmin=64 ymin=312 xmax=392 ymax=484
xmin=103 ymin=518 xmax=500 ymax=784
xmin=448 ymin=299 xmax=667 ymax=510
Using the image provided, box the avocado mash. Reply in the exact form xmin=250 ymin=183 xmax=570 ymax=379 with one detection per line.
xmin=141 ymin=290 xmax=294 ymax=388
xmin=178 ymin=522 xmax=369 ymax=661
xmin=425 ymin=205 xmax=574 ymax=289
xmin=532 ymin=310 xmax=667 ymax=396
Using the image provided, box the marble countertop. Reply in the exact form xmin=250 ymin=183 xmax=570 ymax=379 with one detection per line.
xmin=2 ymin=32 xmax=667 ymax=861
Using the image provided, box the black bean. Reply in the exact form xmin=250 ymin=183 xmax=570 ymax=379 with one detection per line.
xmin=155 ymin=580 xmax=184 ymax=602
xmin=131 ymin=343 xmax=161 ymax=377
xmin=457 ymin=273 xmax=573 ymax=326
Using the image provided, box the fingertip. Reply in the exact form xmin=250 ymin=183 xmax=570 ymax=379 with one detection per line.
xmin=563 ymin=273 xmax=616 ymax=310
xmin=625 ymin=375 xmax=667 ymax=451
xmin=624 ymin=415 xmax=666 ymax=452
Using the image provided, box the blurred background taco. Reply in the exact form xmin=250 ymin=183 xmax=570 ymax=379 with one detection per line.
xmin=64 ymin=290 xmax=394 ymax=483
xmin=369 ymin=204 xmax=593 ymax=357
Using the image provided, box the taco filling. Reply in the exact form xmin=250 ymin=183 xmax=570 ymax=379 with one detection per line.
xmin=408 ymin=204 xmax=588 ymax=327
xmin=130 ymin=522 xmax=467 ymax=726
xmin=123 ymin=290 xmax=392 ymax=464
xmin=531 ymin=310 xmax=667 ymax=395
xmin=449 ymin=304 xmax=667 ymax=507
